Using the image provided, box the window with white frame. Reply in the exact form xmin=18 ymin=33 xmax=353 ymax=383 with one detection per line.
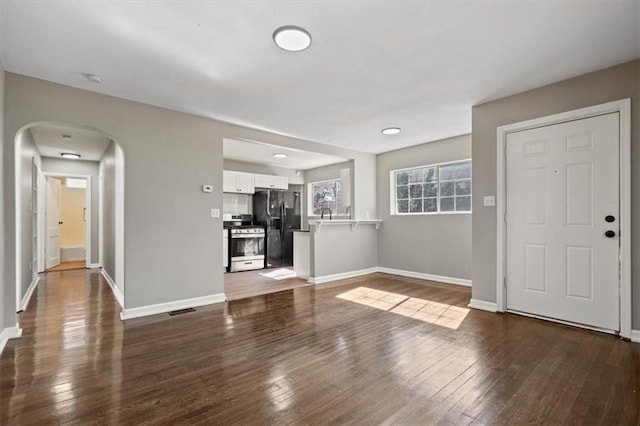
xmin=309 ymin=179 xmax=343 ymax=216
xmin=392 ymin=161 xmax=472 ymax=214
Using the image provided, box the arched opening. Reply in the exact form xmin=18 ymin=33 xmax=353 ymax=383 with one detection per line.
xmin=14 ymin=121 xmax=126 ymax=313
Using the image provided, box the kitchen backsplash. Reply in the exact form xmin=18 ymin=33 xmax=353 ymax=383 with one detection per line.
xmin=223 ymin=193 xmax=252 ymax=215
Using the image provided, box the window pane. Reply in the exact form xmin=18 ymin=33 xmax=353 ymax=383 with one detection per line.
xmin=410 ymin=199 xmax=422 ymax=213
xmin=397 ymin=200 xmax=409 ymax=213
xmin=440 ymin=181 xmax=454 ymax=197
xmin=422 ymin=183 xmax=438 ymax=197
xmin=424 ymin=167 xmax=437 ymax=182
xmin=409 ymin=169 xmax=424 ymax=183
xmin=396 ymin=171 xmax=409 ymax=185
xmin=440 ymin=197 xmax=455 ymax=211
xmin=439 ymin=165 xmax=456 ymax=181
xmin=455 ymin=180 xmax=471 ymax=196
xmin=409 ymin=184 xmax=422 ymax=198
xmin=455 ymin=163 xmax=472 ymax=179
xmin=396 ymin=185 xmax=409 ymax=199
xmin=456 ymin=196 xmax=471 ymax=211
xmin=424 ymin=198 xmax=437 ymax=212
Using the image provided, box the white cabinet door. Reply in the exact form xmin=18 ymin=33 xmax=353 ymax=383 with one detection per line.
xmin=506 ymin=113 xmax=619 ymax=330
xmin=254 ymin=174 xmax=288 ymax=190
xmin=223 ymin=171 xmax=255 ymax=193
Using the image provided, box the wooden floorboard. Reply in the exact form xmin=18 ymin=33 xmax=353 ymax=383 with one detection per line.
xmin=223 ymin=267 xmax=311 ymax=301
xmin=1 ymin=269 xmax=639 ymax=424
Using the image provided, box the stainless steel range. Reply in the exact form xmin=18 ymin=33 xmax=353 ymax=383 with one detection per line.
xmin=223 ymin=214 xmax=265 ymax=272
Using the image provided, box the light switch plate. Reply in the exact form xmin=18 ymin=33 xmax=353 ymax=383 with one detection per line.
xmin=483 ymin=196 xmax=496 ymax=207
xmin=211 ymin=208 xmax=220 ymax=218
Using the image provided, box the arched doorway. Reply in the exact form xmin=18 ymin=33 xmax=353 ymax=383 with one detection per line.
xmin=14 ymin=122 xmax=125 ymax=312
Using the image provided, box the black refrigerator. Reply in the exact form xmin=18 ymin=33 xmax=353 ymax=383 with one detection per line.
xmin=253 ymin=190 xmax=301 ymax=268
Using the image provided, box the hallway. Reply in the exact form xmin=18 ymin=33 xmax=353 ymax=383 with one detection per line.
xmin=1 ymin=269 xmax=639 ymax=424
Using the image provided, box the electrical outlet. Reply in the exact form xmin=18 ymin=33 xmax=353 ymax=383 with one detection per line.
xmin=483 ymin=196 xmax=496 ymax=207
xmin=211 ymin=208 xmax=220 ymax=218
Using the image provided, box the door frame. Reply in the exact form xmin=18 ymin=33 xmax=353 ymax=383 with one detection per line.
xmin=38 ymin=172 xmax=93 ymax=271
xmin=496 ymin=98 xmax=631 ymax=338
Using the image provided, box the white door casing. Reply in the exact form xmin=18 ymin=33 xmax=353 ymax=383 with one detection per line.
xmin=46 ymin=177 xmax=62 ymax=269
xmin=496 ymin=99 xmax=631 ymax=338
xmin=506 ymin=113 xmax=619 ymax=330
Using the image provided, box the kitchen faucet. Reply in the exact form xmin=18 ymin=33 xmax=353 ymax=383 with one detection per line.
xmin=320 ymin=207 xmax=332 ymax=220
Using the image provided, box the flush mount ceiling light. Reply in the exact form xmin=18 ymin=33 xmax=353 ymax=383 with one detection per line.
xmin=381 ymin=127 xmax=401 ymax=135
xmin=84 ymin=73 xmax=102 ymax=83
xmin=273 ymin=26 xmax=312 ymax=52
xmin=61 ymin=153 xmax=81 ymax=159
xmin=273 ymin=153 xmax=288 ymax=158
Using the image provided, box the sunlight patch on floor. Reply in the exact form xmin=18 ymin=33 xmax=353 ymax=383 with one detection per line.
xmin=259 ymin=268 xmax=297 ymax=280
xmin=336 ymin=287 xmax=469 ymax=329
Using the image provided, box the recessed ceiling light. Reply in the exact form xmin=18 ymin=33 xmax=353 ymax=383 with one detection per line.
xmin=62 ymin=134 xmax=71 ymax=139
xmin=273 ymin=26 xmax=312 ymax=52
xmin=381 ymin=127 xmax=401 ymax=135
xmin=84 ymin=73 xmax=102 ymax=83
xmin=61 ymin=153 xmax=81 ymax=159
xmin=273 ymin=153 xmax=288 ymax=158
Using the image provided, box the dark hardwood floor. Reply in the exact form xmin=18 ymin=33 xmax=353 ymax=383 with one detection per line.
xmin=224 ymin=267 xmax=311 ymax=301
xmin=1 ymin=269 xmax=639 ymax=424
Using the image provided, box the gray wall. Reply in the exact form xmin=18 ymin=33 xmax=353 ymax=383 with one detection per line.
xmin=471 ymin=59 xmax=640 ymax=327
xmin=2 ymin=73 xmax=377 ymax=317
xmin=41 ymin=157 xmax=100 ymax=265
xmin=0 ymin=65 xmax=5 ymax=331
xmin=377 ymin=134 xmax=472 ymax=280
xmin=100 ymin=141 xmax=116 ymax=283
xmin=18 ymin=129 xmax=40 ymax=304
xmin=223 ymin=159 xmax=304 ymax=185
xmin=310 ymin=226 xmax=378 ymax=278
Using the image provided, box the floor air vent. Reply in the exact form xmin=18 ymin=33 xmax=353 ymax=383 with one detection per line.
xmin=168 ymin=308 xmax=196 ymax=316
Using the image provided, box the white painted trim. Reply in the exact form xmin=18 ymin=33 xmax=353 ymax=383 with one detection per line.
xmin=496 ymin=99 xmax=632 ymax=339
xmin=0 ymin=326 xmax=23 ymax=355
xmin=101 ymin=268 xmax=124 ymax=309
xmin=309 ymin=267 xmax=379 ymax=285
xmin=468 ymin=299 xmax=498 ymax=313
xmin=115 ymin=144 xmax=125 ymax=301
xmin=120 ymin=293 xmax=227 ymax=320
xmin=18 ymin=275 xmax=40 ymax=312
xmin=631 ymin=330 xmax=640 ymax=344
xmin=88 ymin=263 xmax=102 ymax=269
xmin=377 ymin=267 xmax=471 ymax=287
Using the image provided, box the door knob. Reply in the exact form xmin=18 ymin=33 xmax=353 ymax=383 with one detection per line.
xmin=605 ymin=215 xmax=615 ymax=223
xmin=605 ymin=230 xmax=616 ymax=238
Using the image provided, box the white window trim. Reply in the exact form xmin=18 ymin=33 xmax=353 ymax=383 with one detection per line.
xmin=307 ymin=178 xmax=344 ymax=217
xmin=389 ymin=159 xmax=472 ymax=216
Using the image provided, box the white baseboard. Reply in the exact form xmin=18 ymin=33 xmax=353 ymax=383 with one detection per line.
xmin=88 ymin=263 xmax=102 ymax=269
xmin=120 ymin=293 xmax=227 ymax=320
xmin=309 ymin=267 xmax=379 ymax=285
xmin=377 ymin=267 xmax=471 ymax=287
xmin=631 ymin=330 xmax=640 ymax=344
xmin=0 ymin=326 xmax=23 ymax=355
xmin=101 ymin=269 xmax=124 ymax=309
xmin=468 ymin=299 xmax=498 ymax=313
xmin=19 ymin=275 xmax=40 ymax=312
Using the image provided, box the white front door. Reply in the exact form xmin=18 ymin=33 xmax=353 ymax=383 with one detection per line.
xmin=46 ymin=177 xmax=62 ymax=269
xmin=506 ymin=113 xmax=619 ymax=331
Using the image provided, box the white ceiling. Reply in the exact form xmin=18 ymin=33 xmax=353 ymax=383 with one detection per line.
xmin=1 ymin=2 xmax=638 ymax=154
xmin=224 ymin=138 xmax=347 ymax=170
xmin=30 ymin=124 xmax=111 ymax=161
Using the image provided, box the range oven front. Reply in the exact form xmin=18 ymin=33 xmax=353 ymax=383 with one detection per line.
xmin=229 ymin=228 xmax=265 ymax=272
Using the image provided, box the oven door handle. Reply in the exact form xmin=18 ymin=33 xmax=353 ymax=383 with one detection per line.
xmin=231 ymin=234 xmax=265 ymax=239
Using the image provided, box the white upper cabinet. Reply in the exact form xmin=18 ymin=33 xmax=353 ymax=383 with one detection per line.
xmin=254 ymin=174 xmax=288 ymax=190
xmin=223 ymin=171 xmax=255 ymax=194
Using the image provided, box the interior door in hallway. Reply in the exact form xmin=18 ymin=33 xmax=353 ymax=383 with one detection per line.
xmin=506 ymin=113 xmax=620 ymax=330
xmin=46 ymin=177 xmax=62 ymax=269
